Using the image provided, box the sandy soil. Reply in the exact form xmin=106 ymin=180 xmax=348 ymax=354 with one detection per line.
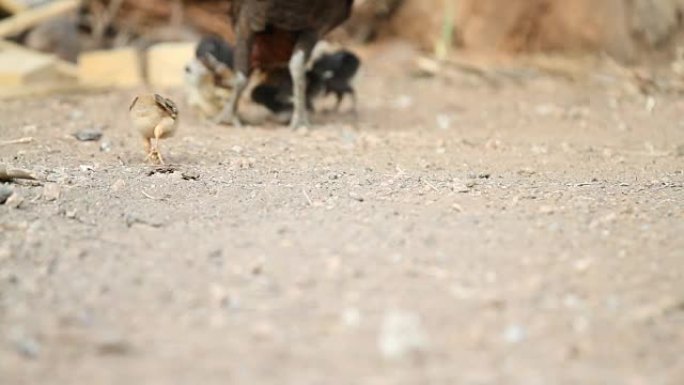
xmin=1 ymin=43 xmax=683 ymax=385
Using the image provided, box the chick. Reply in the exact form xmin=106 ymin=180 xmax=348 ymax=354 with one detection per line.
xmin=184 ymin=36 xmax=235 ymax=118
xmin=310 ymin=49 xmax=360 ymax=111
xmin=184 ymin=57 xmax=229 ymax=118
xmin=251 ymin=49 xmax=360 ymax=115
xmin=129 ymin=94 xmax=179 ymax=164
xmin=194 ymin=35 xmax=235 ymax=89
xmin=250 ymin=67 xmax=318 ymax=115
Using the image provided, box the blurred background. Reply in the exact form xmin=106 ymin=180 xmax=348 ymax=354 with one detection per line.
xmin=3 ymin=0 xmax=684 ymax=96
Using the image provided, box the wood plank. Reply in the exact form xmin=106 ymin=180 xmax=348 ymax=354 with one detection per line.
xmin=0 ymin=0 xmax=79 ymax=38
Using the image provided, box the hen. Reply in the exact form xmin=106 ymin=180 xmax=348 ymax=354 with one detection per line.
xmin=216 ymin=0 xmax=355 ymax=129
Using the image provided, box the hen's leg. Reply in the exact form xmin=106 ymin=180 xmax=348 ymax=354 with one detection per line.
xmin=215 ymin=23 xmax=253 ymax=127
xmin=289 ymin=31 xmax=318 ymax=130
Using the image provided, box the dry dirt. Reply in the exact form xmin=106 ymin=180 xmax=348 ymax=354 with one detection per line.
xmin=1 ymin=43 xmax=683 ymax=385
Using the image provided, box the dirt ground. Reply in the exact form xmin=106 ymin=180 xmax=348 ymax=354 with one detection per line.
xmin=1 ymin=43 xmax=683 ymax=385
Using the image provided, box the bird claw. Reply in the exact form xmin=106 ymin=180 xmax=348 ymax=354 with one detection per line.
xmin=231 ymin=116 xmax=243 ymax=129
xmin=145 ymin=149 xmax=165 ymax=165
xmin=289 ymin=115 xmax=310 ymax=131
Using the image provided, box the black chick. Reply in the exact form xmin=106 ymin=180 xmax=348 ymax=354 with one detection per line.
xmin=251 ymin=50 xmax=360 ymax=115
xmin=309 ymin=49 xmax=360 ymax=111
xmin=250 ymin=69 xmax=320 ymax=115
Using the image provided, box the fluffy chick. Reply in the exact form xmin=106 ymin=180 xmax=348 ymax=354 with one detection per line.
xmin=184 ymin=58 xmax=230 ymax=118
xmin=251 ymin=49 xmax=360 ymax=115
xmin=195 ymin=35 xmax=235 ymax=89
xmin=129 ymin=94 xmax=179 ymax=164
xmin=184 ymin=36 xmax=235 ymax=118
xmin=310 ymin=49 xmax=360 ymax=111
xmin=251 ymin=68 xmax=319 ymax=115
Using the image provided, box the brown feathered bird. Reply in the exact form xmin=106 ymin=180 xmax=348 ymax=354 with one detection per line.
xmin=215 ymin=0 xmax=355 ymax=129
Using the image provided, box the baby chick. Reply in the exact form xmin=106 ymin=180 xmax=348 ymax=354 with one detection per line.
xmin=184 ymin=58 xmax=229 ymax=118
xmin=184 ymin=36 xmax=234 ymax=118
xmin=129 ymin=94 xmax=179 ymax=164
xmin=310 ymin=49 xmax=361 ymax=111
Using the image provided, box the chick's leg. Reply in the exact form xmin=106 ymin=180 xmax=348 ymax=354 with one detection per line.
xmin=143 ymin=138 xmax=155 ymax=163
xmin=215 ymin=24 xmax=253 ymax=127
xmin=289 ymin=31 xmax=318 ymax=130
xmin=347 ymin=87 xmax=358 ymax=115
xmin=153 ymin=125 xmax=165 ymax=164
xmin=334 ymin=91 xmax=344 ymax=112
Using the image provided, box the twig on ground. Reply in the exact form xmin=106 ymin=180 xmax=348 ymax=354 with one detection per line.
xmin=302 ymin=188 xmax=313 ymax=206
xmin=0 ymin=137 xmax=34 ymax=146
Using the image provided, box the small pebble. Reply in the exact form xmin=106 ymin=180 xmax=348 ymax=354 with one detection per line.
xmin=436 ymin=114 xmax=451 ymax=130
xmin=518 ymin=168 xmax=536 ymax=177
xmin=73 ymin=129 xmax=102 ymax=142
xmin=100 ymin=141 xmax=112 ymax=152
xmin=349 ymin=192 xmax=364 ymax=202
xmin=378 ymin=310 xmax=428 ymax=359
xmin=342 ymin=308 xmax=362 ymax=328
xmin=181 ymin=171 xmax=200 ymax=181
xmin=574 ymin=258 xmax=593 ymax=273
xmin=503 ymin=324 xmax=526 ymax=344
xmin=97 ymin=337 xmax=133 ymax=356
xmin=14 ymin=336 xmax=41 ymax=359
xmin=392 ymin=95 xmax=414 ymax=109
xmin=69 ymin=110 xmax=84 ymax=120
xmin=125 ymin=213 xmax=163 ymax=228
xmin=452 ymin=182 xmax=470 ymax=193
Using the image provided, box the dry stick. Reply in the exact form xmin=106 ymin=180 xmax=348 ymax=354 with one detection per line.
xmin=302 ymin=188 xmax=313 ymax=206
xmin=0 ymin=137 xmax=33 ymax=146
xmin=0 ymin=165 xmax=36 ymax=182
xmin=424 ymin=180 xmax=439 ymax=192
xmin=141 ymin=190 xmax=161 ymax=200
xmin=0 ymin=0 xmax=80 ymax=38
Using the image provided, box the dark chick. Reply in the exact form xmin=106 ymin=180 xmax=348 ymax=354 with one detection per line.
xmin=194 ymin=35 xmax=235 ymax=88
xmin=310 ymin=49 xmax=361 ymax=111
xmin=250 ymin=68 xmax=300 ymax=115
xmin=251 ymin=50 xmax=360 ymax=115
xmin=215 ymin=0 xmax=355 ymax=129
